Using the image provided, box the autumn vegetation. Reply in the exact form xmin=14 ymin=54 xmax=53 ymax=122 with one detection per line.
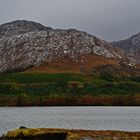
xmin=0 ymin=73 xmax=140 ymax=106
xmin=1 ymin=127 xmax=140 ymax=140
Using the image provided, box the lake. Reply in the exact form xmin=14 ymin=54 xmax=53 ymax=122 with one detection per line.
xmin=0 ymin=107 xmax=140 ymax=136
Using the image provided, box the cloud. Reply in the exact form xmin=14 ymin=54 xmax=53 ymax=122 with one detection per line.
xmin=0 ymin=0 xmax=140 ymax=41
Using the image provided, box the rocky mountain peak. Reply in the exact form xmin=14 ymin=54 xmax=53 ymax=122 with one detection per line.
xmin=111 ymin=32 xmax=140 ymax=63
xmin=0 ymin=20 xmax=130 ymax=73
xmin=0 ymin=20 xmax=52 ymax=38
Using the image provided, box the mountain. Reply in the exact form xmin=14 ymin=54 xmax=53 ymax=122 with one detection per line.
xmin=0 ymin=20 xmax=52 ymax=38
xmin=0 ymin=20 xmax=140 ymax=106
xmin=111 ymin=33 xmax=140 ymax=64
xmin=0 ymin=20 xmax=133 ymax=74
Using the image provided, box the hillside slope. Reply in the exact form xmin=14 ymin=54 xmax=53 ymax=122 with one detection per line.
xmin=0 ymin=21 xmax=140 ymax=106
xmin=111 ymin=32 xmax=140 ymax=64
xmin=0 ymin=20 xmax=129 ymax=74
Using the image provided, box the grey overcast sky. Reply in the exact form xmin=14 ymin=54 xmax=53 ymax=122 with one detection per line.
xmin=0 ymin=0 xmax=140 ymax=41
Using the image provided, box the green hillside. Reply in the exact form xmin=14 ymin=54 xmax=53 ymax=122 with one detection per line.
xmin=0 ymin=73 xmax=140 ymax=106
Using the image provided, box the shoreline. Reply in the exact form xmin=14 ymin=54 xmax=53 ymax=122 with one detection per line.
xmin=0 ymin=105 xmax=140 ymax=107
xmin=1 ymin=128 xmax=140 ymax=140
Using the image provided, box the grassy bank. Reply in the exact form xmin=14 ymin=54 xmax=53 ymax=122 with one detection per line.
xmin=2 ymin=127 xmax=140 ymax=140
xmin=0 ymin=73 xmax=140 ymax=106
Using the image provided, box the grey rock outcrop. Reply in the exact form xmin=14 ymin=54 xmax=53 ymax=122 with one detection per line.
xmin=0 ymin=20 xmax=127 ymax=73
xmin=111 ymin=33 xmax=140 ymax=63
xmin=0 ymin=20 xmax=52 ymax=38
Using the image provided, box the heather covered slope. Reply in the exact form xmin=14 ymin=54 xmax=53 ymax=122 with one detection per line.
xmin=25 ymin=55 xmax=122 ymax=74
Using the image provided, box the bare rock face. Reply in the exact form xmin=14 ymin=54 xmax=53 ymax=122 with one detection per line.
xmin=111 ymin=33 xmax=140 ymax=63
xmin=0 ymin=20 xmax=127 ymax=73
xmin=0 ymin=20 xmax=52 ymax=38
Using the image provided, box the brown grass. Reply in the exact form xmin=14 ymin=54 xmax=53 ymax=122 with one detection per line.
xmin=25 ymin=54 xmax=119 ymax=74
xmin=4 ymin=128 xmax=140 ymax=140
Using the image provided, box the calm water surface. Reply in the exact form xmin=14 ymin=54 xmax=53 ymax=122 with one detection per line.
xmin=0 ymin=107 xmax=140 ymax=136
